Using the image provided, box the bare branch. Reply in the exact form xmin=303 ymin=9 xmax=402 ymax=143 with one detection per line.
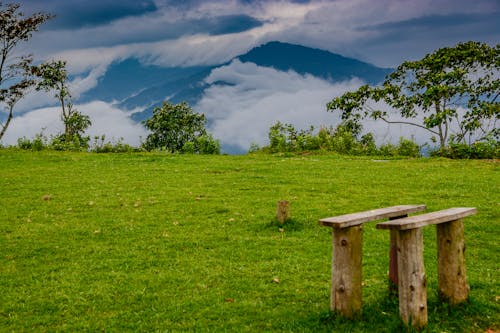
xmin=378 ymin=116 xmax=440 ymax=136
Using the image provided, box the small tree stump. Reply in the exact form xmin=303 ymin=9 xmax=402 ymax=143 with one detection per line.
xmin=276 ymin=200 xmax=290 ymax=224
xmin=437 ymin=219 xmax=469 ymax=304
xmin=332 ymin=225 xmax=363 ymax=317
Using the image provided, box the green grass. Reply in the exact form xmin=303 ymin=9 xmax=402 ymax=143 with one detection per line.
xmin=1 ymin=150 xmax=499 ymax=332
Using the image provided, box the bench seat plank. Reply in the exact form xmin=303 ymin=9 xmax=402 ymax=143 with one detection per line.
xmin=376 ymin=207 xmax=476 ymax=230
xmin=319 ymin=205 xmax=426 ymax=229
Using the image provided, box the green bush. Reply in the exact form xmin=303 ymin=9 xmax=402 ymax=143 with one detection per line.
xmin=263 ymin=121 xmax=423 ymax=157
xmin=396 ymin=137 xmax=421 ymax=157
xmin=17 ymin=137 xmax=33 ymax=150
xmin=195 ymin=134 xmax=221 ymax=155
xmin=50 ymin=134 xmax=89 ymax=151
xmin=433 ymin=137 xmax=499 ymax=159
xmin=16 ymin=133 xmax=48 ymax=151
xmin=90 ymin=135 xmax=138 ymax=153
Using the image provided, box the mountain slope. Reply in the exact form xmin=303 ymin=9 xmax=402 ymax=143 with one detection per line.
xmin=238 ymin=41 xmax=391 ymax=84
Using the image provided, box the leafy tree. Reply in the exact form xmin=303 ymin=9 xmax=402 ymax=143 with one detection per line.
xmin=0 ymin=2 xmax=52 ymax=140
xmin=34 ymin=60 xmax=91 ymax=146
xmin=327 ymin=41 xmax=499 ymax=149
xmin=142 ymin=101 xmax=219 ymax=154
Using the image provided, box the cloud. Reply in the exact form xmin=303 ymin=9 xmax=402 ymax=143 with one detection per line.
xmin=21 ymin=0 xmax=158 ymax=29
xmin=23 ymin=0 xmax=497 ymax=77
xmin=10 ymin=0 xmax=495 ymax=90
xmin=12 ymin=65 xmax=109 ymax=113
xmin=195 ymin=60 xmax=443 ymax=153
xmin=1 ymin=101 xmax=148 ymax=147
xmin=196 ymin=60 xmax=365 ymax=151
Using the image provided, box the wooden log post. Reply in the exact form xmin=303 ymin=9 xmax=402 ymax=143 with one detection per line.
xmin=396 ymin=228 xmax=428 ymax=329
xmin=389 ymin=229 xmax=399 ymax=296
xmin=331 ymin=225 xmax=363 ymax=317
xmin=388 ymin=214 xmax=412 ymax=296
xmin=377 ymin=207 xmax=477 ymax=329
xmin=276 ymin=200 xmax=290 ymax=224
xmin=319 ymin=205 xmax=426 ymax=318
xmin=437 ymin=219 xmax=469 ymax=304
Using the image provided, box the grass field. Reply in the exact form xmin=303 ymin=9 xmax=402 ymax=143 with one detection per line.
xmin=1 ymin=150 xmax=499 ymax=332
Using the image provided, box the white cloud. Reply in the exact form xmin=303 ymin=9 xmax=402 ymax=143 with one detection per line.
xmin=28 ymin=0 xmax=498 ymax=74
xmin=195 ymin=60 xmax=443 ymax=152
xmin=12 ymin=65 xmax=110 ymax=113
xmin=82 ymin=102 xmax=148 ymax=146
xmin=196 ymin=60 xmax=365 ymax=151
xmin=1 ymin=101 xmax=148 ymax=147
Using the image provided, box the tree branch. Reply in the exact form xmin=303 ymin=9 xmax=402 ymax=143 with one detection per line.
xmin=378 ymin=116 xmax=440 ymax=136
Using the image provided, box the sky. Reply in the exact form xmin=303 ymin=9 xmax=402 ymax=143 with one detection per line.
xmin=2 ymin=0 xmax=499 ymax=150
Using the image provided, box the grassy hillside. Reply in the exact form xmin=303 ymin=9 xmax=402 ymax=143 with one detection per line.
xmin=1 ymin=151 xmax=498 ymax=332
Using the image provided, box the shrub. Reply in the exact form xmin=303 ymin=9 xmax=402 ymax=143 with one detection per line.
xmin=433 ymin=137 xmax=499 ymax=159
xmin=16 ymin=133 xmax=48 ymax=151
xmin=195 ymin=134 xmax=220 ymax=155
xmin=90 ymin=135 xmax=138 ymax=153
xmin=50 ymin=134 xmax=89 ymax=151
xmin=396 ymin=137 xmax=421 ymax=157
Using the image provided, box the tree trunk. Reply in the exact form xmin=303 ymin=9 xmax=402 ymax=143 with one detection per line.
xmin=435 ymin=103 xmax=446 ymax=149
xmin=0 ymin=104 xmax=14 ymax=141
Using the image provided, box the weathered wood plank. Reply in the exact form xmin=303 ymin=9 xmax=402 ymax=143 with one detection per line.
xmin=397 ymin=228 xmax=428 ymax=328
xmin=376 ymin=207 xmax=477 ymax=230
xmin=437 ymin=219 xmax=469 ymax=304
xmin=331 ymin=225 xmax=363 ymax=317
xmin=319 ymin=205 xmax=426 ymax=229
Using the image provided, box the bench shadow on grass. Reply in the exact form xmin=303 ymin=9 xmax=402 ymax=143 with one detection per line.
xmin=293 ymin=293 xmax=413 ymax=333
xmin=297 ymin=291 xmax=500 ymax=333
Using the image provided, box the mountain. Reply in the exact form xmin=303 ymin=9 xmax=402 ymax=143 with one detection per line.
xmin=238 ymin=41 xmax=391 ymax=84
xmin=79 ymin=59 xmax=213 ymax=109
xmin=79 ymin=41 xmax=392 ymax=122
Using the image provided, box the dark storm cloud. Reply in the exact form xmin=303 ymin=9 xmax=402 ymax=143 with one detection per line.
xmin=20 ymin=0 xmax=158 ymax=29
xmin=352 ymin=11 xmax=500 ymax=64
xmin=359 ymin=12 xmax=500 ymax=37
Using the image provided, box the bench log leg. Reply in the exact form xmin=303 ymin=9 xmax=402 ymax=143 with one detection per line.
xmin=397 ymin=228 xmax=428 ymax=329
xmin=389 ymin=229 xmax=399 ymax=296
xmin=437 ymin=219 xmax=469 ymax=304
xmin=331 ymin=225 xmax=362 ymax=318
xmin=388 ymin=215 xmax=409 ymax=296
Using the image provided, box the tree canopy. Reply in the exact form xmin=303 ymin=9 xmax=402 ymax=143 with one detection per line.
xmin=34 ymin=60 xmax=91 ymax=146
xmin=327 ymin=41 xmax=499 ymax=149
xmin=142 ymin=101 xmax=220 ymax=154
xmin=0 ymin=2 xmax=52 ymax=140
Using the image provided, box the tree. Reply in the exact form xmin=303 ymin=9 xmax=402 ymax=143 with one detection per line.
xmin=34 ymin=60 xmax=91 ymax=145
xmin=327 ymin=41 xmax=499 ymax=149
xmin=142 ymin=101 xmax=220 ymax=154
xmin=0 ymin=2 xmax=52 ymax=140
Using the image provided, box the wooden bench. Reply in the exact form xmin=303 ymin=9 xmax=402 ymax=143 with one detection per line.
xmin=319 ymin=205 xmax=426 ymax=318
xmin=376 ymin=207 xmax=477 ymax=329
